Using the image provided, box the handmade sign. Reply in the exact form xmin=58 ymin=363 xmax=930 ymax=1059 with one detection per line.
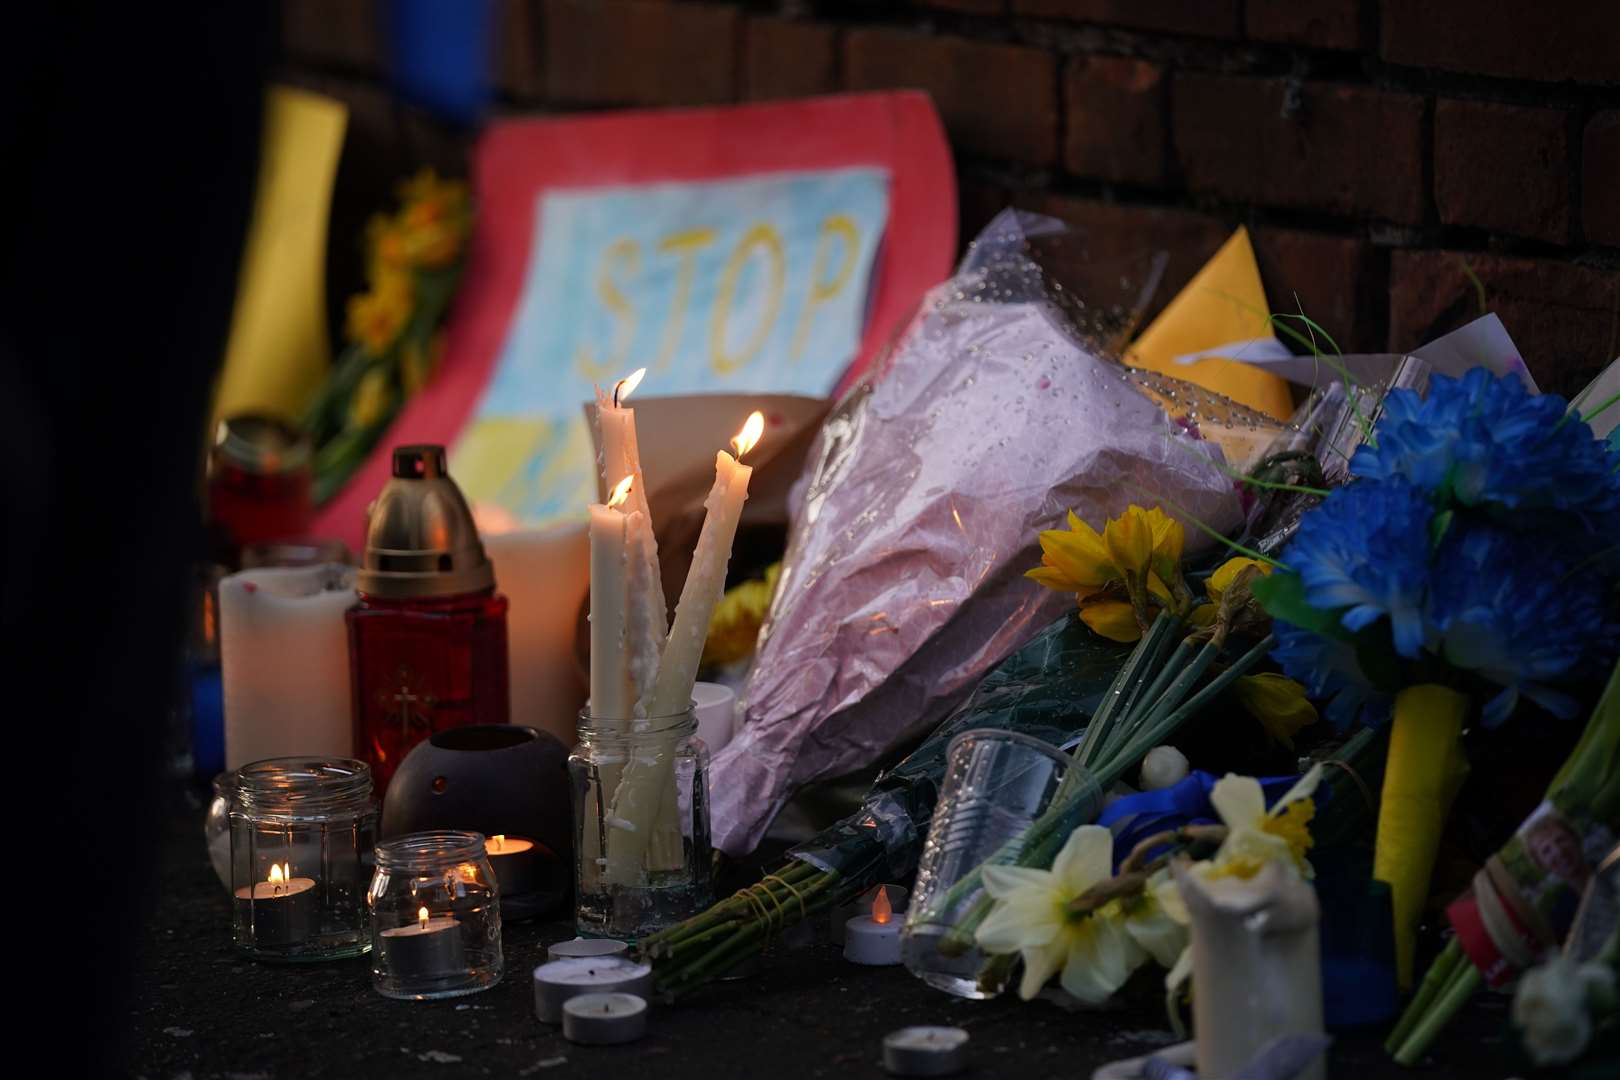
xmin=314 ymin=92 xmax=955 ymax=548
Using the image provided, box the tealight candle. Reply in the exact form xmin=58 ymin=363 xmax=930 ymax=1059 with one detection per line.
xmin=844 ymin=884 xmax=903 ymax=966
xmin=547 ymin=938 xmax=630 ymax=962
xmin=380 ymin=906 xmax=465 ymax=978
xmin=484 ymin=834 xmax=539 ymax=897
xmin=883 ymin=1026 xmax=969 ymax=1077
xmin=532 ymin=956 xmax=654 ymax=1023
xmin=233 ymin=862 xmax=317 ymax=946
xmin=562 ymin=992 xmax=648 ymax=1045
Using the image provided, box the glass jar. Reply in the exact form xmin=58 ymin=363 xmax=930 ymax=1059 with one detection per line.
xmin=369 ymin=831 xmax=503 ymax=1000
xmin=230 ymin=757 xmax=378 ymax=961
xmin=205 ymin=772 xmax=235 ymax=891
xmin=569 ymin=708 xmax=712 ymax=939
xmin=901 ymin=730 xmax=1100 ymax=999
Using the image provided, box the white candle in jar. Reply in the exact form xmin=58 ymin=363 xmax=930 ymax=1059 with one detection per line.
xmin=648 ymin=411 xmax=764 ymax=716
xmin=220 ymin=563 xmax=356 ymax=768
xmin=588 ymin=477 xmax=637 ymax=720
xmin=379 ymin=905 xmax=464 ymax=977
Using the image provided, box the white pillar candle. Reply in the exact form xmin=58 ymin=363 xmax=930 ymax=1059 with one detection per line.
xmin=882 ymin=1027 xmax=969 ymax=1077
xmin=648 ymin=411 xmax=764 ymax=716
xmin=532 ymin=956 xmax=653 ymax=1023
xmin=221 ymin=563 xmax=356 ymax=769
xmin=562 ymin=992 xmax=648 ymax=1045
xmin=483 ymin=524 xmax=589 ymax=745
xmin=588 ymin=479 xmax=636 ymax=721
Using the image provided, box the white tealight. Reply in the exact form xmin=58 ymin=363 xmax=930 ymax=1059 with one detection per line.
xmin=843 ymin=914 xmax=902 ymax=966
xmin=533 ymin=957 xmax=653 ymax=1023
xmin=547 ymin=937 xmax=630 ymax=962
xmin=883 ymin=1026 xmax=969 ymax=1076
xmin=562 ymin=992 xmax=648 ymax=1045
xmin=1141 ymin=745 xmax=1190 ymax=791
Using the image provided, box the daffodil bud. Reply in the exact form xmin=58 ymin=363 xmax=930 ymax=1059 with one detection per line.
xmin=1141 ymin=745 xmax=1189 ymax=790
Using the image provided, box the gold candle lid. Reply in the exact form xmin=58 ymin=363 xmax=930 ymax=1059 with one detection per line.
xmin=358 ymin=445 xmax=494 ymax=599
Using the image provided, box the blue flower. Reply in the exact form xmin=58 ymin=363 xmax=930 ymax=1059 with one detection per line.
xmin=1425 ymin=525 xmax=1620 ymax=726
xmin=1351 ymin=369 xmax=1620 ymax=532
xmin=1271 ymin=620 xmax=1392 ymax=731
xmin=1280 ymin=479 xmax=1434 ymax=657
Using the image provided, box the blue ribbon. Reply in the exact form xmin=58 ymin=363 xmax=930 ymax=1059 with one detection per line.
xmin=1097 ymin=770 xmax=1317 ymax=870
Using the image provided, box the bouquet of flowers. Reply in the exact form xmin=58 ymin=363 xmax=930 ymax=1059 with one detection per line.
xmin=1252 ymin=368 xmax=1620 ymax=992
xmin=302 ymin=169 xmax=472 ymax=503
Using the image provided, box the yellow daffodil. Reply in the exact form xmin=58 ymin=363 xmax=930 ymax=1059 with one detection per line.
xmin=1189 ymin=555 xmax=1273 ymax=626
xmin=704 ymin=564 xmax=780 ymax=666
xmin=1079 ymin=595 xmax=1142 ymax=643
xmin=1028 ymin=510 xmax=1119 ymax=595
xmin=346 ymin=366 xmax=393 ymax=430
xmin=345 ymin=270 xmax=413 ymax=355
xmin=1232 ymin=673 xmax=1319 ymax=748
xmin=975 ymin=825 xmax=1170 ymax=1002
xmin=1103 ymin=507 xmax=1155 ymax=584
xmin=1029 ymin=505 xmax=1191 ymax=641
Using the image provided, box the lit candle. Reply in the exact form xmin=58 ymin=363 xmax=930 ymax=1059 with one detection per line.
xmin=844 ymin=884 xmax=903 ymax=966
xmin=648 ymin=411 xmax=764 ymax=716
xmin=588 ymin=476 xmax=637 ymax=720
xmin=532 ymin=956 xmax=654 ymax=1023
xmin=882 ymin=1026 xmax=970 ymax=1076
xmin=483 ymin=834 xmax=539 ymax=897
xmin=233 ymin=862 xmax=317 ymax=946
xmin=379 ymin=905 xmax=464 ymax=978
xmin=595 ymin=368 xmax=668 ymax=707
xmin=562 ymin=991 xmax=649 ymax=1045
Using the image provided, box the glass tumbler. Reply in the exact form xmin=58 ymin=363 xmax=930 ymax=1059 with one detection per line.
xmin=569 ymin=707 xmax=712 ymax=939
xmin=901 ymin=730 xmax=1101 ymax=998
xmin=369 ymin=830 xmax=504 ymax=1000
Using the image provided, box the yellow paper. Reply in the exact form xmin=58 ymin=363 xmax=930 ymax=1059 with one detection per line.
xmin=1127 ymin=227 xmax=1294 ymax=421
xmin=1375 ymin=684 xmax=1471 ymax=990
xmin=213 ymin=85 xmax=348 ymax=426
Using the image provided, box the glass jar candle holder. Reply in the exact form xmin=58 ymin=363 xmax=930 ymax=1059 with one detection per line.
xmin=569 ymin=707 xmax=712 ymax=939
xmin=230 ymin=757 xmax=378 ymax=961
xmin=901 ymin=730 xmax=1101 ymax=999
xmin=369 ymin=831 xmax=503 ymax=1000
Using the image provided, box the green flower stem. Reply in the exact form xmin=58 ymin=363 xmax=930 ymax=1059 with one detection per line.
xmin=1386 ymin=941 xmax=1462 ymax=1053
xmin=1392 ymin=962 xmax=1481 ymax=1066
xmin=1096 ymin=639 xmax=1198 ymax=765
xmin=1113 ymin=618 xmax=1181 ymax=731
xmin=1076 ymin=613 xmax=1177 ymax=766
xmin=655 ymin=869 xmax=841 ymax=992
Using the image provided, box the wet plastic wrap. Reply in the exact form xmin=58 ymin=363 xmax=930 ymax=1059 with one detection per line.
xmin=708 ymin=211 xmax=1246 ymax=855
xmin=790 ymin=612 xmax=1130 ymax=884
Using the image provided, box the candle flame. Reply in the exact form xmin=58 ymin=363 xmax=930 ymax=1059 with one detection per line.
xmin=872 ymin=885 xmax=893 ymax=925
xmin=268 ymin=863 xmax=286 ymax=885
xmin=607 ymin=474 xmax=634 ymax=509
xmin=490 ymin=834 xmax=505 ymax=852
xmin=418 ymin=906 xmax=430 ymax=929
xmin=613 ymin=367 xmax=646 ymax=407
xmin=731 ymin=411 xmax=765 ymax=459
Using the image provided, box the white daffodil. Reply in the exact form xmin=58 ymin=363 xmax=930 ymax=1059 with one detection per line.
xmin=1512 ymin=953 xmax=1616 ymax=1066
xmin=1207 ymin=764 xmax=1323 ymax=879
xmin=975 ymin=824 xmax=1174 ymax=1002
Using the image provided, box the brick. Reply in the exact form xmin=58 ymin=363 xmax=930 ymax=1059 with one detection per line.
xmin=1435 ymin=100 xmax=1571 ymax=243
xmin=1013 ymin=0 xmax=1242 ymax=40
xmin=745 ymin=17 xmax=838 ymax=102
xmin=959 ymin=180 xmax=1012 ymax=243
xmin=1251 ymin=227 xmax=1382 ymax=354
xmin=1389 ymin=251 xmax=1620 ymax=396
xmin=1381 ymin=0 xmax=1620 ymax=85
xmin=494 ymin=0 xmax=545 ymax=101
xmin=1173 ymin=74 xmax=1426 ymax=223
xmin=1064 ymin=56 xmax=1168 ymax=186
xmin=1025 ymin=195 xmax=1230 ymax=324
xmin=845 ymin=28 xmax=1058 ymax=166
xmin=281 ymin=0 xmax=385 ymax=74
xmin=543 ymin=0 xmax=739 ymax=107
xmin=1246 ymin=0 xmax=1367 ymax=51
xmin=1586 ymin=111 xmax=1620 ymax=247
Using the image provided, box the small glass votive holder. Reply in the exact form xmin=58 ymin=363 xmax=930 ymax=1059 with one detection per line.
xmin=230 ymin=757 xmax=378 ymax=961
xmin=369 ymin=830 xmax=504 ymax=1000
xmin=568 ymin=707 xmax=712 ymax=939
xmin=901 ymin=730 xmax=1100 ymax=999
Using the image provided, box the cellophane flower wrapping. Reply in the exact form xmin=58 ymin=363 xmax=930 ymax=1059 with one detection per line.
xmin=708 ymin=210 xmax=1244 ymax=856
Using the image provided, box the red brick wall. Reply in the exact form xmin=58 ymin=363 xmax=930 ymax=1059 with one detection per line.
xmin=280 ymin=0 xmax=1620 ymax=395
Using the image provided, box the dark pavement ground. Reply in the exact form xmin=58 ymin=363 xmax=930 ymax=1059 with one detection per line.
xmin=129 ymin=788 xmax=1520 ymax=1079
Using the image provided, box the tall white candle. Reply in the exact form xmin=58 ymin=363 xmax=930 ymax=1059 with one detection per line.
xmin=221 ymin=563 xmax=356 ymax=769
xmin=595 ymin=370 xmax=667 ymax=710
xmin=648 ymin=412 xmax=764 ymax=716
xmin=587 ymin=477 xmax=636 ymax=721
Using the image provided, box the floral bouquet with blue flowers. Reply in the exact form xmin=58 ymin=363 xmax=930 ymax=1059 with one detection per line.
xmin=1252 ymin=367 xmax=1620 ymax=991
